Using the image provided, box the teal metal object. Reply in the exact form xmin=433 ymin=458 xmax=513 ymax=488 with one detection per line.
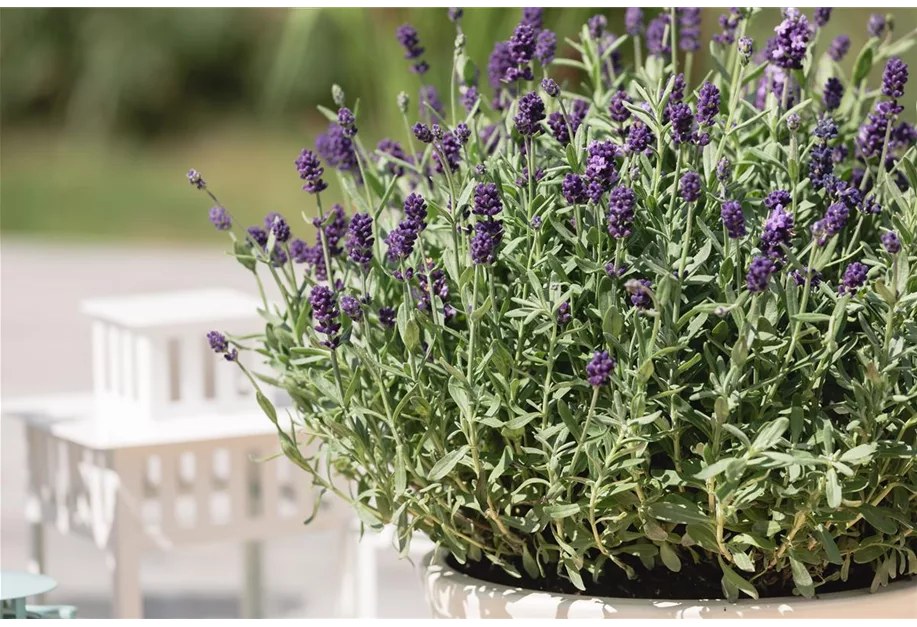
xmin=0 ymin=572 xmax=70 ymax=619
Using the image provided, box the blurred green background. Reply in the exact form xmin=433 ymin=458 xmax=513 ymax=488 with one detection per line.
xmin=2 ymin=7 xmax=914 ymax=244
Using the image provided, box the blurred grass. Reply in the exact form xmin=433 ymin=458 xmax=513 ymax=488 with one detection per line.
xmin=1 ymin=7 xmax=914 ymax=243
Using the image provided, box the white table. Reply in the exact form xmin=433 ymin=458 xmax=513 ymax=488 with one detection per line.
xmin=6 ymin=393 xmax=352 ymax=618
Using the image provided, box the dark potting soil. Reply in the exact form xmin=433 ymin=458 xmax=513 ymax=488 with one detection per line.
xmin=448 ymin=552 xmax=902 ymax=600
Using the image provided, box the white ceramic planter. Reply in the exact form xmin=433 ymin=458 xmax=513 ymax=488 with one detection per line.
xmin=421 ymin=550 xmax=917 ymax=619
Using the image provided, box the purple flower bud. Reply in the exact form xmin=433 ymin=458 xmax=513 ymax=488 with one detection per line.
xmin=207 ymin=331 xmax=228 ymax=353
xmin=809 ymin=142 xmax=834 ymax=190
xmin=514 ymin=92 xmax=546 ymax=136
xmin=448 ymin=7 xmax=463 ymax=22
xmin=768 ymin=8 xmax=813 ymax=70
xmin=541 ymin=78 xmax=559 ymax=97
xmin=721 ymin=200 xmax=746 ymax=239
xmin=679 ymin=171 xmax=702 ymax=203
xmin=606 ymin=186 xmax=636 ymax=239
xmin=882 ymin=231 xmax=901 ymax=254
xmin=209 ymin=206 xmax=231 ymax=231
xmin=828 ymin=35 xmax=850 ymax=62
xmin=625 ymin=8 xmax=644 ymax=37
xmin=823 ymin=78 xmax=844 ymax=112
xmin=668 ymin=102 xmax=694 ymax=145
xmin=791 ymin=267 xmax=822 ymax=287
xmin=247 ymin=226 xmax=268 ymax=249
xmin=814 ymin=8 xmax=832 ymax=28
xmin=839 ymin=261 xmax=868 ymax=295
xmin=746 ymin=256 xmax=776 ymax=293
xmin=295 ymin=149 xmax=327 ymax=194
xmin=811 ymin=202 xmax=849 ymax=245
xmin=696 ymin=82 xmax=721 ymax=127
xmin=310 ymin=285 xmax=341 ymax=349
xmin=266 ymin=213 xmax=290 ymax=243
xmin=455 ymin=123 xmax=471 ymax=146
xmin=187 ymin=169 xmax=206 ymax=190
xmin=608 ymin=90 xmax=631 ymax=123
xmin=737 ymin=36 xmax=754 ymax=63
xmin=786 ymin=113 xmax=801 ymax=132
xmin=396 ymin=24 xmax=425 ymax=60
xmin=337 ymin=107 xmax=357 ymax=137
xmin=625 ymin=279 xmax=653 ymax=310
xmin=716 ymin=158 xmax=731 ymax=186
xmin=588 ymin=14 xmax=607 ymax=39
xmin=556 ymin=301 xmax=571 ymax=326
xmin=521 ymin=7 xmax=543 ymax=30
xmin=586 ymin=350 xmax=616 ymax=386
xmin=461 ymin=86 xmax=480 ymax=114
xmin=759 ymin=202 xmax=795 ymax=263
xmin=413 ymin=122 xmax=434 ymax=144
xmin=379 ymin=307 xmax=396 ymax=329
xmin=677 ymin=8 xmax=701 ymax=52
xmin=341 ymin=295 xmax=363 ymax=322
xmin=867 ymin=13 xmax=885 ymax=39
xmin=646 ymin=13 xmax=671 ymax=58
xmin=473 ymin=183 xmax=502 ymax=217
xmin=346 ymin=212 xmax=374 ymax=269
xmin=509 ymin=22 xmax=537 ymax=66
xmin=562 ymin=173 xmax=587 ymax=205
xmin=470 ymin=219 xmax=503 ymax=265
xmin=882 ymin=57 xmax=909 ymax=100
xmin=626 ymin=121 xmax=655 ymax=154
xmin=535 ymin=29 xmax=557 ymax=66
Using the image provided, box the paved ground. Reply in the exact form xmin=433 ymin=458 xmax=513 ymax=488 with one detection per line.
xmin=0 ymin=237 xmax=429 ymax=618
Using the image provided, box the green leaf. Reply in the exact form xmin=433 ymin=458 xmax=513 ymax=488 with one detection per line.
xmin=543 ymin=503 xmax=582 ymax=519
xmin=751 ymin=417 xmax=789 ymax=452
xmin=659 ymin=543 xmax=682 ymax=572
xmin=852 ymin=41 xmax=875 ymax=85
xmin=790 ymin=556 xmax=815 ymax=597
xmin=826 ymin=468 xmax=842 ymax=508
xmin=256 ymin=391 xmax=278 ymax=425
xmin=719 ymin=558 xmax=759 ymax=600
xmin=792 ymin=313 xmax=831 ymax=323
xmin=394 ymin=446 xmax=407 ymax=495
xmin=732 ymin=551 xmax=755 ymax=573
xmin=428 ymin=445 xmax=469 ymax=482
xmin=814 ymin=525 xmax=843 ymax=565
xmin=695 ymin=458 xmax=734 ymax=480
xmin=471 ymin=296 xmax=492 ymax=322
xmin=647 ymin=500 xmax=709 ymax=526
xmin=840 ymin=443 xmax=876 ymax=465
xmin=860 ymin=505 xmax=897 ymax=534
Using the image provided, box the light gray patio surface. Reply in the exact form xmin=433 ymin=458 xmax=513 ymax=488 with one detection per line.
xmin=0 ymin=237 xmax=429 ymax=618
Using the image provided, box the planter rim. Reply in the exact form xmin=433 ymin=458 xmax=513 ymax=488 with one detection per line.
xmin=421 ymin=548 xmax=917 ymax=614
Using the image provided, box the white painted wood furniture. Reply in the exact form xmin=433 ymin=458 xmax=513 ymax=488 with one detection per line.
xmin=6 ymin=289 xmax=352 ymax=618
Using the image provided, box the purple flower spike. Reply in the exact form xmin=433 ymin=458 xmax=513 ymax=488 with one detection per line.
xmin=759 ymin=203 xmax=795 ymax=263
xmin=379 ymin=307 xmax=396 ymax=329
xmin=207 ymin=331 xmax=228 ymax=353
xmin=188 ymin=169 xmax=206 ymax=190
xmin=679 ymin=171 xmax=702 ymax=203
xmin=882 ymin=232 xmax=901 ymax=254
xmin=586 ymin=351 xmax=616 ymax=386
xmin=828 ymin=35 xmax=850 ymax=62
xmin=811 ymin=202 xmax=850 ymax=246
xmin=413 ymin=122 xmax=434 ymax=144
xmin=867 ymin=13 xmax=885 ymax=39
xmin=625 ymin=8 xmax=644 ymax=37
xmin=791 ymin=267 xmax=823 ymax=287
xmin=396 ymin=24 xmax=424 ymax=60
xmin=346 ymin=212 xmax=374 ymax=269
xmin=535 ymin=29 xmax=557 ymax=66
xmin=625 ymin=279 xmax=653 ymax=310
xmin=607 ymin=186 xmax=636 ymax=239
xmin=823 ymin=77 xmax=843 ymax=111
xmin=738 ymin=36 xmax=754 ymax=62
xmin=677 ymin=8 xmax=701 ymax=52
xmin=646 ymin=13 xmax=671 ymax=58
xmin=295 ymin=149 xmax=327 ymax=194
xmin=310 ymin=285 xmax=341 ymax=349
xmin=541 ymin=78 xmax=559 ymax=98
xmin=839 ymin=261 xmax=869 ymax=295
xmin=716 ymin=158 xmax=731 ymax=186
xmin=608 ymin=90 xmax=631 ymax=124
xmin=473 ymin=183 xmax=502 ymax=216
xmin=746 ymin=256 xmax=776 ymax=293
xmin=514 ymin=92 xmax=546 ymax=136
xmin=696 ymin=82 xmax=721 ymax=127
xmin=721 ymin=200 xmax=746 ymax=239
xmin=668 ymin=102 xmax=694 ymax=145
xmin=556 ymin=301 xmax=571 ymax=326
xmin=209 ymin=206 xmax=231 ymax=231
xmin=470 ymin=219 xmax=503 ymax=265
xmin=882 ymin=57 xmax=909 ymax=100
xmin=768 ymin=8 xmax=812 ymax=70
xmin=814 ymin=8 xmax=832 ymax=28
xmin=562 ymin=173 xmax=587 ymax=205
xmin=626 ymin=121 xmax=654 ymax=154
xmin=341 ymin=295 xmax=363 ymax=322
xmin=448 ymin=7 xmax=463 ymax=22
xmin=337 ymin=107 xmax=357 ymax=137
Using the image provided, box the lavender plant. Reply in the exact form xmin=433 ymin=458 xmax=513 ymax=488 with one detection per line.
xmin=191 ymin=8 xmax=917 ymax=600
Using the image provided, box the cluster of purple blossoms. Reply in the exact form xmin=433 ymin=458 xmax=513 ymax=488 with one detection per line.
xmin=828 ymin=35 xmax=851 ymax=62
xmin=515 ymin=92 xmax=546 ymax=136
xmin=187 ymin=169 xmax=206 ymax=190
xmin=809 ymin=143 xmax=834 ymax=191
xmin=314 ymin=204 xmax=348 ymax=256
xmin=455 ymin=123 xmax=471 ymax=145
xmin=396 ymin=24 xmax=428 ymax=75
xmin=811 ymin=202 xmax=850 ymax=245
xmin=548 ymin=99 xmax=589 ymax=145
xmin=461 ymin=86 xmax=480 ymax=114
xmin=857 ymin=100 xmax=904 ymax=159
xmin=487 ymin=41 xmax=514 ymax=109
xmin=756 ymin=65 xmax=800 ymax=110
xmin=624 ymin=7 xmax=643 ymax=37
xmin=679 ymin=171 xmax=702 ymax=203
xmin=377 ymin=139 xmax=407 ymax=177
xmin=379 ymin=307 xmax=396 ymax=329
xmin=716 ymin=158 xmax=731 ymax=186
xmin=746 ymin=256 xmax=776 ymax=293
xmin=541 ymin=78 xmax=559 ymax=98
xmin=608 ymin=90 xmax=631 ymax=124
xmin=791 ymin=267 xmax=823 ymax=288
xmin=669 ymin=102 xmax=695 ymax=145
xmin=882 ymin=232 xmax=901 ymax=254
xmin=535 ymin=29 xmax=556 ymax=66
xmin=345 ymin=212 xmax=374 ymax=269
xmin=562 ymin=173 xmax=587 ymax=205
xmin=714 ymin=8 xmax=742 ymax=45
xmin=695 ymin=82 xmax=720 ymax=127
xmin=606 ymin=186 xmax=636 ymax=239
xmin=471 ymin=182 xmax=503 ymax=266
xmin=586 ymin=141 xmax=620 ymax=186
xmin=413 ymin=122 xmax=434 ymax=144
xmin=823 ymin=78 xmax=844 ymax=111
xmin=587 ymin=14 xmax=606 ymax=39
xmin=759 ymin=203 xmax=795 ymax=264
xmin=677 ymin=8 xmax=701 ymax=52
xmin=473 ymin=183 xmax=502 ymax=216
xmin=385 ymin=194 xmax=427 ymax=262
xmin=814 ymin=8 xmax=832 ymax=28
xmin=626 ymin=121 xmax=654 ymax=154
xmin=882 ymin=57 xmax=909 ymax=100
xmin=265 ymin=212 xmax=290 ymax=243
xmin=839 ymin=262 xmax=869 ymax=295
xmin=310 ymin=285 xmax=341 ymax=349
xmin=626 ymin=279 xmax=652 ymax=310
xmin=867 ymin=13 xmax=886 ymax=39
xmin=209 ymin=206 xmax=231 ymax=230
xmin=340 ymin=295 xmax=363 ymax=322
xmin=767 ymin=8 xmax=812 ymax=70
xmin=737 ymin=36 xmax=754 ymax=63
xmin=295 ymin=149 xmax=328 ymax=193
xmin=507 ymin=22 xmax=536 ymax=82
xmin=433 ymin=131 xmax=462 ymax=174
xmin=555 ymin=301 xmax=571 ymax=326
xmin=316 ymin=123 xmax=360 ymax=180
xmin=337 ymin=107 xmax=357 ymax=138
xmin=521 ymin=7 xmax=543 ymax=30
xmin=586 ymin=351 xmax=616 ymax=386
xmin=207 ymin=331 xmax=238 ymax=362
xmin=721 ymin=200 xmax=746 ymax=239
xmin=646 ymin=13 xmax=671 ymax=58
xmin=247 ymin=226 xmax=268 ymax=249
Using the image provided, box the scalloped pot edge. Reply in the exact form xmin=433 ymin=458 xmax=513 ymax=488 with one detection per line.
xmin=420 ymin=550 xmax=917 ymax=619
